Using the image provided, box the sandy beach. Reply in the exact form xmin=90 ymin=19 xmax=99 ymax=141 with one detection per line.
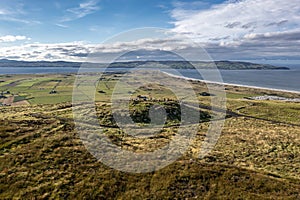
xmin=163 ymin=71 xmax=300 ymax=95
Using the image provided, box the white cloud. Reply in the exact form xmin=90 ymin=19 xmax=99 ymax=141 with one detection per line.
xmin=0 ymin=3 xmax=40 ymax=24
xmin=166 ymin=0 xmax=300 ymax=60
xmin=171 ymin=0 xmax=300 ymax=43
xmin=61 ymin=0 xmax=100 ymax=22
xmin=0 ymin=35 xmax=30 ymax=43
xmin=1 ymin=28 xmax=300 ymax=62
xmin=0 ymin=42 xmax=87 ymax=61
xmin=0 ymin=9 xmax=9 ymax=15
xmin=244 ymin=30 xmax=300 ymax=41
xmin=0 ymin=38 xmax=199 ymax=62
xmin=55 ymin=23 xmax=69 ymax=28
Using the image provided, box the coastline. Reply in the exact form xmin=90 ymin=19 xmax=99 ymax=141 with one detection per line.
xmin=1 ymin=71 xmax=299 ymax=95
xmin=162 ymin=71 xmax=300 ymax=95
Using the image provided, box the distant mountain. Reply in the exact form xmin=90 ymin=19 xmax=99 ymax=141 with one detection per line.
xmin=0 ymin=59 xmax=289 ymax=70
xmin=0 ymin=59 xmax=82 ymax=68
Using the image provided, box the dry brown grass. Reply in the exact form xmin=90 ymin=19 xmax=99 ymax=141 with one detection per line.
xmin=0 ymin=101 xmax=299 ymax=199
xmin=0 ymin=74 xmax=299 ymax=199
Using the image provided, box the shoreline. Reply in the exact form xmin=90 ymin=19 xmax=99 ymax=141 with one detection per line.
xmin=1 ymin=71 xmax=299 ymax=95
xmin=162 ymin=71 xmax=300 ymax=95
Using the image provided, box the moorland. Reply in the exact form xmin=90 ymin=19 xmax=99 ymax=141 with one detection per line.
xmin=0 ymin=72 xmax=299 ymax=199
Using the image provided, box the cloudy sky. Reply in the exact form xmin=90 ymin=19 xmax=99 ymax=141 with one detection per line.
xmin=0 ymin=0 xmax=300 ymax=62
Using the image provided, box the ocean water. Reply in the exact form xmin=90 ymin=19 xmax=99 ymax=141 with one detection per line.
xmin=0 ymin=65 xmax=299 ymax=92
xmin=163 ymin=68 xmax=300 ymax=93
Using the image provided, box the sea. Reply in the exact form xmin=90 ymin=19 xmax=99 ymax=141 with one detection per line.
xmin=0 ymin=64 xmax=299 ymax=93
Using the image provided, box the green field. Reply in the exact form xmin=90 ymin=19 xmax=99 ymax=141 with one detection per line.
xmin=0 ymin=73 xmax=300 ymax=199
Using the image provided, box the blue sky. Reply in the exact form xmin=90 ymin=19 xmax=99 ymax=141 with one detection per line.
xmin=0 ymin=0 xmax=228 ymax=42
xmin=0 ymin=0 xmax=300 ymax=61
xmin=0 ymin=0 xmax=178 ymax=43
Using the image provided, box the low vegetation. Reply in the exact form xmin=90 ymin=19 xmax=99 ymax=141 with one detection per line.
xmin=0 ymin=73 xmax=299 ymax=199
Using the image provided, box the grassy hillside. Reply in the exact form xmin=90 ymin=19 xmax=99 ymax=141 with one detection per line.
xmin=0 ymin=73 xmax=299 ymax=199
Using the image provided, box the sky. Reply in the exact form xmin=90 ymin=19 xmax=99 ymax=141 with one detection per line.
xmin=0 ymin=0 xmax=300 ymax=62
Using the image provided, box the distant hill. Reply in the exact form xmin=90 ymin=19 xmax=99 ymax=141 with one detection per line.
xmin=0 ymin=59 xmax=289 ymax=70
xmin=0 ymin=59 xmax=82 ymax=68
xmin=108 ymin=60 xmax=290 ymax=70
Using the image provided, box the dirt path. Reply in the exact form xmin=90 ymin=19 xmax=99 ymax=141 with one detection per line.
xmin=2 ymin=96 xmax=30 ymax=106
xmin=12 ymin=100 xmax=30 ymax=106
xmin=2 ymin=96 xmax=14 ymax=105
xmin=186 ymin=103 xmax=300 ymax=127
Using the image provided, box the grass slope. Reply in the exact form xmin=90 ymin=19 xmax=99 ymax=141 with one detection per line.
xmin=0 ymin=73 xmax=299 ymax=199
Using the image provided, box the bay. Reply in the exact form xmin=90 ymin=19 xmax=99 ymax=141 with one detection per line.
xmin=0 ymin=65 xmax=299 ymax=92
